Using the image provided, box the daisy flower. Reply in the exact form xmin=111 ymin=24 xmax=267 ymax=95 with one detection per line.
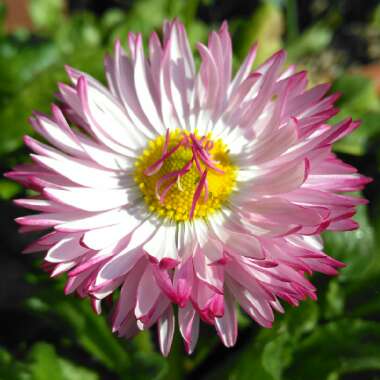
xmin=7 ymin=20 xmax=370 ymax=355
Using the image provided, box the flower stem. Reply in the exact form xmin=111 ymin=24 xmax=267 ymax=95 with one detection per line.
xmin=165 ymin=329 xmax=186 ymax=380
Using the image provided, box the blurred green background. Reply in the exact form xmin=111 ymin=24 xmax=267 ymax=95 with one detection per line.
xmin=0 ymin=0 xmax=380 ymax=379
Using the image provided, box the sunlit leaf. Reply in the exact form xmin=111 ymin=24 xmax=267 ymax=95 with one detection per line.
xmin=0 ymin=49 xmax=104 ymax=156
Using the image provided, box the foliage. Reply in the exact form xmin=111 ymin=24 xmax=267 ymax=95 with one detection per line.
xmin=0 ymin=1 xmax=379 ymax=379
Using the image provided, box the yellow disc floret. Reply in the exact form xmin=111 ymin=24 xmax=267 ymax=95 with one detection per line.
xmin=133 ymin=129 xmax=237 ymax=222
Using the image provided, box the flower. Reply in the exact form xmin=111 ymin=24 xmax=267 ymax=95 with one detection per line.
xmin=7 ymin=19 xmax=370 ymax=356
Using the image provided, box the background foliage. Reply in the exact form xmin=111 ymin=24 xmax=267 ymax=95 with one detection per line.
xmin=0 ymin=0 xmax=379 ymax=379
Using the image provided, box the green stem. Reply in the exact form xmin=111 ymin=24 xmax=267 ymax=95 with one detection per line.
xmin=165 ymin=329 xmax=185 ymax=380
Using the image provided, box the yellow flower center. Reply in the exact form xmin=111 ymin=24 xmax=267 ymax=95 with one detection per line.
xmin=133 ymin=129 xmax=237 ymax=222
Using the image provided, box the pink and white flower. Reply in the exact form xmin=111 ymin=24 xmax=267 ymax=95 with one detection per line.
xmin=7 ymin=20 xmax=370 ymax=355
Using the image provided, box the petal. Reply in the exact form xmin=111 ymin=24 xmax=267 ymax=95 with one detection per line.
xmin=143 ymin=223 xmax=178 ymax=265
xmin=242 ymin=158 xmax=309 ymax=196
xmin=193 ymin=247 xmax=224 ymax=294
xmin=46 ymin=234 xmax=89 ymax=263
xmin=215 ymin=288 xmax=237 ymax=347
xmin=81 ymin=219 xmax=140 ymax=250
xmin=56 ymin=207 xmax=135 ymax=232
xmin=158 ymin=306 xmax=175 ymax=357
xmin=44 ymin=187 xmax=137 ymax=212
xmin=96 ymin=248 xmax=143 ymax=284
xmin=178 ymin=303 xmax=200 ymax=354
xmin=135 ymin=265 xmax=161 ymax=322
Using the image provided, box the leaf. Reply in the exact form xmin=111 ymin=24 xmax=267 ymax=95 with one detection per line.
xmin=28 ymin=342 xmax=99 ymax=380
xmin=0 ymin=41 xmax=61 ymax=96
xmin=28 ymin=0 xmax=65 ymax=33
xmin=0 ymin=347 xmax=31 ymax=380
xmin=0 ymin=48 xmax=104 ymax=156
xmin=262 ymin=334 xmax=292 ymax=380
xmin=28 ymin=343 xmax=65 ymax=380
xmin=25 ymin=275 xmax=164 ymax=379
xmin=285 ymin=320 xmax=380 ymax=380
xmin=333 ymin=74 xmax=380 ymax=112
xmin=333 ymin=110 xmax=380 ymax=155
xmin=330 ymin=74 xmax=380 ymax=156
xmin=323 ymin=280 xmax=345 ymax=319
xmin=286 ymin=24 xmax=332 ymax=60
xmin=58 ymin=358 xmax=99 ymax=380
xmin=50 ymin=298 xmax=131 ymax=374
xmin=234 ymin=3 xmax=284 ymax=65
xmin=283 ymin=300 xmax=319 ymax=340
xmin=53 ymin=12 xmax=102 ymax=55
xmin=323 ymin=204 xmax=375 ymax=281
xmin=0 ymin=179 xmax=21 ymax=200
xmin=203 ymin=323 xmax=295 ymax=380
xmin=0 ymin=343 xmax=98 ymax=380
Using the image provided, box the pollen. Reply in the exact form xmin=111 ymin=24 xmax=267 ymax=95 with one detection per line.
xmin=134 ymin=129 xmax=237 ymax=222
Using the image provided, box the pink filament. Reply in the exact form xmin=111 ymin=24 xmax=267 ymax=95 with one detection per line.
xmin=144 ymin=130 xmax=224 ymax=219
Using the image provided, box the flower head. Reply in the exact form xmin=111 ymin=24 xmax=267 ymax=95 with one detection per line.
xmin=8 ymin=20 xmax=370 ymax=355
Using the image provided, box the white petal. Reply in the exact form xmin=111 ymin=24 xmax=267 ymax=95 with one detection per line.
xmin=96 ymin=248 xmax=143 ymax=283
xmin=46 ymin=234 xmax=88 ymax=263
xmin=82 ymin=218 xmax=141 ymax=250
xmin=56 ymin=207 xmax=134 ymax=232
xmin=45 ymin=187 xmax=137 ymax=212
xmin=135 ymin=265 xmax=161 ymax=320
xmin=215 ymin=288 xmax=237 ymax=347
xmin=143 ymin=223 xmax=178 ymax=263
xmin=158 ymin=306 xmax=175 ymax=357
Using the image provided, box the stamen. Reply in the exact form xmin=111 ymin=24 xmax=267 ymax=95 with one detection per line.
xmin=136 ymin=129 xmax=236 ymax=221
xmin=192 ymin=146 xmax=203 ymax=174
xmin=190 ymin=134 xmax=225 ymax=174
xmin=190 ymin=169 xmax=208 ymax=219
xmin=205 ymin=140 xmax=214 ymax=151
xmin=143 ymin=134 xmax=183 ymax=176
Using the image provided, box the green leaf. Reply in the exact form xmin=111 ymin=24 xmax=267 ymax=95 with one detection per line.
xmin=53 ymin=12 xmax=102 ymax=55
xmin=262 ymin=334 xmax=292 ymax=380
xmin=100 ymin=8 xmax=126 ymax=34
xmin=323 ymin=204 xmax=375 ymax=281
xmin=28 ymin=343 xmax=65 ymax=380
xmin=51 ymin=299 xmax=131 ymax=374
xmin=333 ymin=110 xmax=380 ymax=155
xmin=28 ymin=0 xmax=65 ymax=33
xmin=234 ymin=3 xmax=284 ymax=65
xmin=285 ymin=320 xmax=380 ymax=380
xmin=27 ymin=342 xmax=99 ymax=380
xmin=283 ymin=300 xmax=319 ymax=340
xmin=58 ymin=358 xmax=98 ymax=380
xmin=26 ymin=276 xmax=134 ymax=376
xmin=0 ymin=41 xmax=61 ymax=96
xmin=332 ymin=74 xmax=380 ymax=113
xmin=0 ymin=347 xmax=31 ymax=380
xmin=0 ymin=179 xmax=21 ymax=200
xmin=323 ymin=280 xmax=345 ymax=319
xmin=0 ymin=48 xmax=104 ymax=156
xmin=0 ymin=343 xmax=98 ymax=380
xmin=286 ymin=24 xmax=332 ymax=60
